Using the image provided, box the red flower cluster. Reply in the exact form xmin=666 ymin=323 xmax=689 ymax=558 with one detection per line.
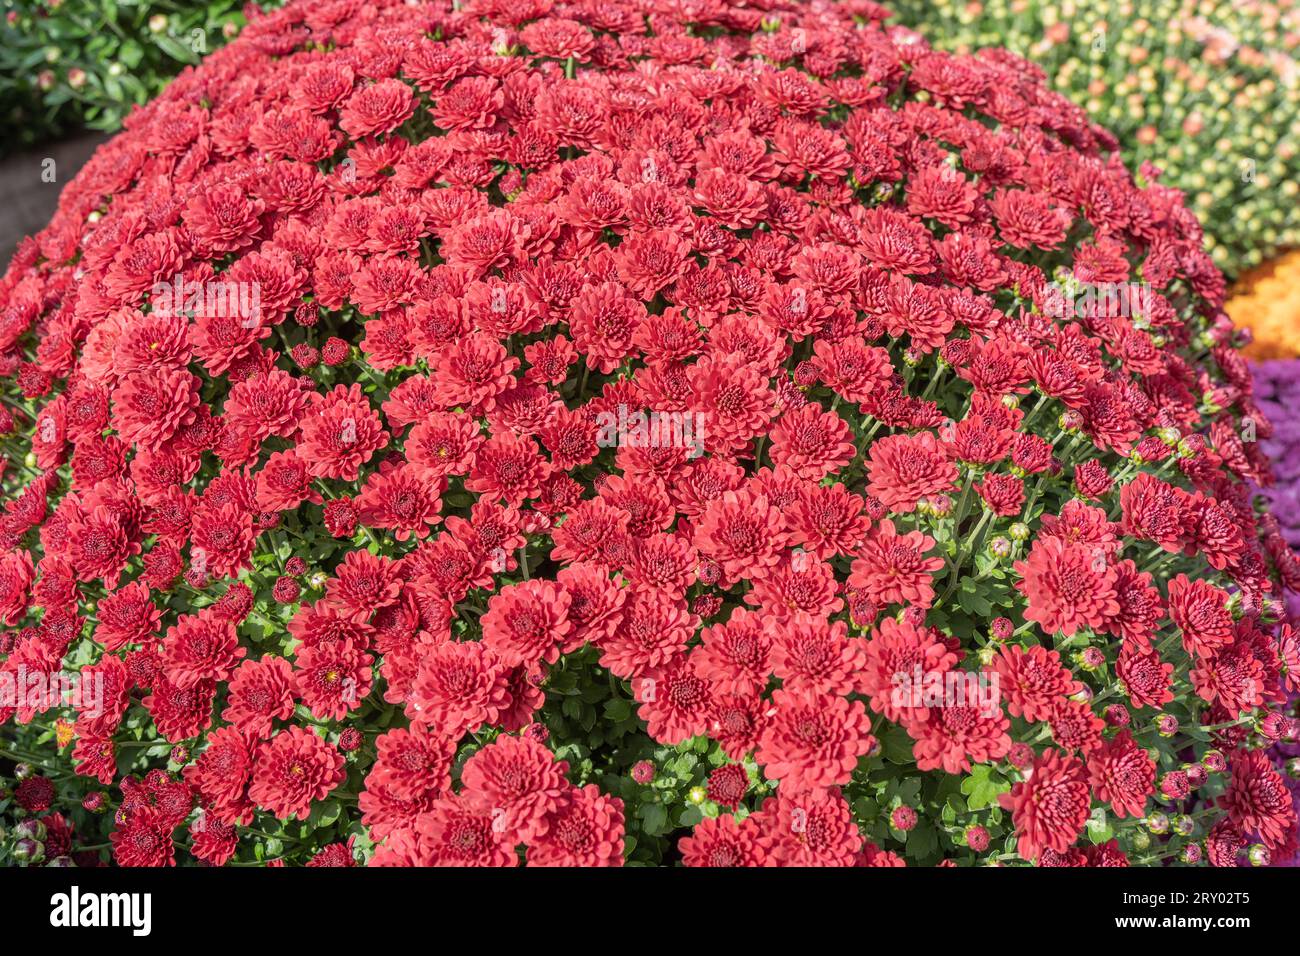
xmin=0 ymin=0 xmax=1296 ymax=867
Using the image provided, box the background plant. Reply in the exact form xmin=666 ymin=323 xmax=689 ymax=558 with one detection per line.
xmin=0 ymin=0 xmax=257 ymax=156
xmin=1226 ymin=249 xmax=1300 ymax=358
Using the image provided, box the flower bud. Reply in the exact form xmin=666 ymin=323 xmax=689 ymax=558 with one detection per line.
xmin=14 ymin=819 xmax=45 ymax=843
xmin=1256 ymin=711 xmax=1288 ymax=740
xmin=1159 ymin=770 xmax=1189 ymax=800
xmin=13 ymin=838 xmax=44 ymax=864
xmin=1077 ymin=646 xmax=1105 ymax=671
xmin=890 ymin=805 xmax=917 ymax=832
xmin=1104 ymin=704 xmax=1130 ymax=727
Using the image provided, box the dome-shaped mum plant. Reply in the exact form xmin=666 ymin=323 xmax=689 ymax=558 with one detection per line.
xmin=0 ymin=0 xmax=1297 ymax=868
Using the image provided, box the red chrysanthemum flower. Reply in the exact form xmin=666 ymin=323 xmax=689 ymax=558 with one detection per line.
xmin=293 ymin=641 xmax=373 ymax=721
xmin=184 ymin=726 xmax=255 ymax=825
xmin=66 ymin=505 xmax=137 ymax=590
xmin=755 ymin=688 xmax=876 ymax=792
xmin=1014 ymin=537 xmax=1120 ymax=638
xmin=143 ymin=676 xmax=216 ymax=743
xmin=111 ymin=368 xmax=200 ymax=451
xmin=248 ymin=725 xmax=345 ymax=821
xmin=633 ymin=657 xmax=714 ymax=746
xmin=1220 ymin=750 xmax=1296 ymax=850
xmin=754 ymin=788 xmax=863 ymax=867
xmin=1115 ymin=644 xmax=1175 ymax=711
xmin=94 ymin=581 xmax=162 ymax=651
xmin=415 ymin=795 xmax=518 ymax=867
xmin=408 ymin=641 xmax=512 ymax=739
xmin=993 ymin=644 xmax=1080 ymax=722
xmin=460 ymin=735 xmax=570 ymax=844
xmin=222 ymin=656 xmax=296 ymax=740
xmin=525 ymin=784 xmax=625 ymax=867
xmin=295 ymin=383 xmax=389 ymax=482
xmin=1167 ymin=574 xmax=1235 ymax=658
xmin=693 ymin=489 xmax=786 ymax=587
xmin=679 ymin=813 xmax=767 ymax=867
xmin=849 ymin=519 xmax=945 ymax=609
xmin=767 ymin=403 xmax=856 ymax=480
xmin=865 ymin=431 xmax=958 ymax=513
xmin=1086 ymin=730 xmax=1155 ymax=819
xmin=404 ymin=412 xmax=484 ymax=481
xmin=481 ymin=579 xmax=573 ymax=668
xmin=365 ymin=722 xmax=451 ymax=800
xmin=769 ymin=617 xmax=866 ymax=697
xmin=906 ymin=700 xmax=1012 ymax=774
xmin=110 ymin=804 xmax=178 ymax=868
xmin=860 ymin=616 xmax=960 ymax=722
xmin=999 ymin=749 xmax=1091 ymax=862
xmin=160 ymin=609 xmax=245 ymax=689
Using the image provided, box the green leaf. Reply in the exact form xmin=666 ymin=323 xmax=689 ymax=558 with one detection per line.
xmin=309 ymin=799 xmax=342 ymax=828
xmin=153 ymin=34 xmax=199 ymax=63
xmin=602 ymin=698 xmax=631 ymax=722
xmin=638 ymin=802 xmax=667 ymax=835
xmin=1086 ymin=808 xmax=1114 ymax=845
xmin=880 ymin=724 xmax=915 ymax=764
xmin=906 ymin=820 xmax=939 ymax=859
xmin=957 ymin=578 xmax=993 ymax=617
xmin=960 ymin=764 xmax=1009 ymax=811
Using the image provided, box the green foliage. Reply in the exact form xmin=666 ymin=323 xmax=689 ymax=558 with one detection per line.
xmin=0 ymin=0 xmax=261 ymax=155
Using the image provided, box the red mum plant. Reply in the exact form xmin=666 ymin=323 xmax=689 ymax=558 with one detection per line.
xmin=0 ymin=0 xmax=1296 ymax=871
